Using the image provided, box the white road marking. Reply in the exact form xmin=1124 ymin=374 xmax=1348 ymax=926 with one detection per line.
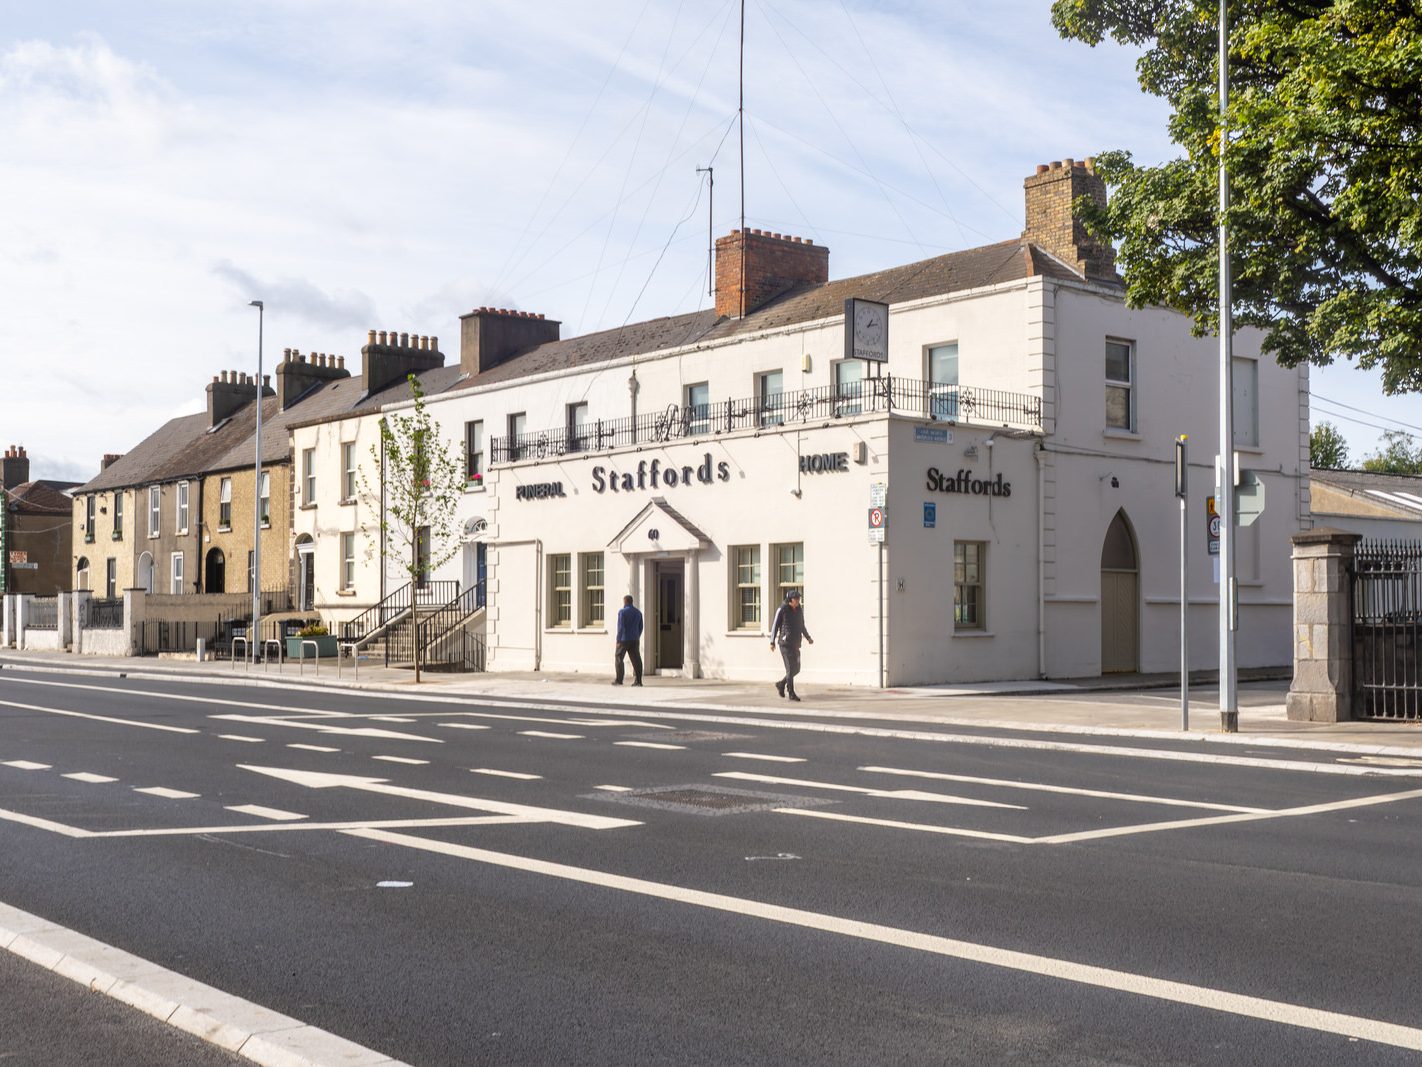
xmin=238 ymin=765 xmax=639 ymax=830
xmin=0 ymin=698 xmax=198 ymax=734
xmin=92 ymin=815 xmax=531 ymax=838
xmin=212 ymin=715 xmax=443 ymax=744
xmin=63 ymin=772 xmax=117 ymax=784
xmin=594 ymin=785 xmax=633 ymax=792
xmin=1339 ymin=756 xmax=1422 ymax=768
xmin=519 ymin=731 xmax=584 ymax=740
xmin=614 ymin=741 xmax=687 ymax=750
xmin=0 ymin=676 xmax=354 ymax=718
xmin=779 ymin=807 xmax=1035 ymax=843
xmin=370 ymin=716 xmax=416 ymax=723
xmin=0 ymin=807 xmax=90 ymax=837
xmin=287 ymin=743 xmax=340 ymax=752
xmin=344 ymin=829 xmax=1422 ymax=1052
xmin=723 ymin=752 xmax=806 ymax=763
xmin=471 ymin=769 xmax=542 ymax=780
xmin=217 ymin=734 xmax=265 ymax=743
xmin=133 ymin=787 xmax=199 ymax=799
xmin=444 ymin=712 xmax=663 ymax=729
xmin=2 ymin=760 xmax=51 ymax=770
xmin=714 ymin=771 xmax=1027 ymax=810
xmin=372 ymin=756 xmax=429 ymax=765
xmin=438 ymin=722 xmax=491 ymax=731
xmin=224 ymin=804 xmax=307 ymax=821
xmin=860 ymin=766 xmax=1269 ymax=813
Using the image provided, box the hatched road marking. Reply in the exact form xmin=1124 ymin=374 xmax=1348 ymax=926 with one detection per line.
xmin=373 ymin=755 xmax=430 ymax=765
xmin=723 ymin=752 xmax=806 ymax=763
xmin=63 ymin=772 xmax=118 ymax=784
xmin=288 ymin=743 xmax=340 ymax=752
xmin=134 ymin=787 xmax=199 ymax=799
xmin=225 ymin=805 xmax=307 ymax=821
xmin=471 ymin=769 xmax=542 ymax=780
xmin=519 ymin=731 xmax=584 ymax=740
xmin=714 ymin=771 xmax=1027 ymax=810
xmin=614 ymin=741 xmax=687 ymax=751
xmin=3 ymin=761 xmax=51 ymax=770
xmin=217 ymin=734 xmax=265 ymax=743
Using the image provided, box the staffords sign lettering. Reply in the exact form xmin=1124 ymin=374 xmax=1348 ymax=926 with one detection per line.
xmin=926 ymin=467 xmax=1011 ymax=497
xmin=593 ymin=454 xmax=730 ymax=494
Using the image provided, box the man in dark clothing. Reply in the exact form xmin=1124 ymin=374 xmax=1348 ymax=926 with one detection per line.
xmin=769 ymin=590 xmax=813 ymax=701
xmin=613 ymin=594 xmax=644 ymax=686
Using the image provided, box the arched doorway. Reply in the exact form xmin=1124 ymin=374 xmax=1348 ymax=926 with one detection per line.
xmin=1100 ymin=509 xmax=1139 ymax=673
xmin=462 ymin=517 xmax=488 ymax=607
xmin=75 ymin=557 xmax=90 ymax=591
xmin=137 ymin=552 xmax=154 ymax=593
xmin=295 ymin=535 xmax=315 ymax=611
xmin=205 ymin=548 xmax=226 ymax=594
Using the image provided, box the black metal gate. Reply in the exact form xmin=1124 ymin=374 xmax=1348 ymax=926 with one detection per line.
xmin=1352 ymin=540 xmax=1422 ymax=721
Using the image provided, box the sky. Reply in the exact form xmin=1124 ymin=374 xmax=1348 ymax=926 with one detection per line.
xmin=1 ymin=0 xmax=1415 ymax=483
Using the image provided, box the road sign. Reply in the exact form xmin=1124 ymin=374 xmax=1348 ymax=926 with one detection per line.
xmin=869 ymin=482 xmax=887 ymax=508
xmin=1235 ymin=470 xmax=1267 ymax=526
xmin=1206 ymin=496 xmax=1220 ymax=556
xmin=868 ymin=506 xmax=887 ymax=544
xmin=923 ymin=502 xmax=936 ymax=528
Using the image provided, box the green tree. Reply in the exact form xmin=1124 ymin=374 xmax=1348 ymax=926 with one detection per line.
xmin=1309 ymin=421 xmax=1350 ymax=469
xmin=1361 ymin=430 xmax=1422 ymax=475
xmin=359 ymin=375 xmax=466 ymax=682
xmin=1051 ymin=1 xmax=1422 ymax=395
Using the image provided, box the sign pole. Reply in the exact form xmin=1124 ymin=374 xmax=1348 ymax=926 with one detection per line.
xmin=1217 ymin=0 xmax=1238 ymax=733
xmin=877 ymin=541 xmax=885 ymax=689
xmin=1176 ymin=436 xmax=1189 ymax=731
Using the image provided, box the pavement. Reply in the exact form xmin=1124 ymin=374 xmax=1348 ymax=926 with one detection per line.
xmin=3 ymin=647 xmax=1418 ymax=754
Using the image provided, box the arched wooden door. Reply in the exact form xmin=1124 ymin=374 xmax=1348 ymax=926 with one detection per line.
xmin=1100 ymin=510 xmax=1139 ymax=674
xmin=205 ymin=548 xmax=226 ymax=593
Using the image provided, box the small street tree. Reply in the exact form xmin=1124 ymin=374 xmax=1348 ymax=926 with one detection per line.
xmin=1309 ymin=421 xmax=1350 ymax=470
xmin=1361 ymin=431 xmax=1422 ymax=476
xmin=359 ymin=375 xmax=466 ymax=682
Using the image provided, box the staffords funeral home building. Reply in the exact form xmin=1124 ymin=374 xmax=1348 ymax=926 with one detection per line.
xmin=386 ymin=158 xmax=1308 ymax=688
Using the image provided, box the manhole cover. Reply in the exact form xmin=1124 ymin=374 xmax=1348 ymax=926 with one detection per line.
xmin=586 ymin=783 xmax=833 ymax=817
xmin=627 ymin=730 xmax=753 ymax=743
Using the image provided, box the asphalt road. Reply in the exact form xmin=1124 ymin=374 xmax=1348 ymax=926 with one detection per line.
xmin=1 ymin=666 xmax=1421 ymax=1065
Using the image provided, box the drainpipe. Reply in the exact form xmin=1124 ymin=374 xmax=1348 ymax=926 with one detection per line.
xmin=1035 ymin=444 xmax=1047 ymax=679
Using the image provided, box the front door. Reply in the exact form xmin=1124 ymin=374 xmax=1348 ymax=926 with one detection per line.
xmin=1100 ymin=510 xmax=1139 ymax=674
xmin=654 ymin=561 xmax=684 ymax=670
xmin=298 ymin=547 xmax=315 ymax=611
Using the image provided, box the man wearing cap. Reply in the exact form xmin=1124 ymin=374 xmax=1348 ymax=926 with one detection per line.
xmin=769 ymin=589 xmax=813 ymax=701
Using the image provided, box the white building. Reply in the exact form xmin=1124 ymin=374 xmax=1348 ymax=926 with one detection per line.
xmin=296 ymin=158 xmax=1310 ymax=685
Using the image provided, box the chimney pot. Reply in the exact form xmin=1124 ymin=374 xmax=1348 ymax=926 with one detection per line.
xmin=262 ymin=374 xmax=270 ymax=388
xmin=337 ymin=355 xmax=345 ymax=369
xmin=1064 ymin=157 xmax=1075 ymax=169
xmin=367 ymin=329 xmax=376 ymax=345
xmin=1050 ymin=160 xmax=1062 ymax=170
xmin=398 ymin=332 xmax=408 ymax=347
xmin=1036 ymin=164 xmax=1049 ymax=175
xmin=1085 ymin=156 xmax=1095 ymax=171
xmin=430 ymin=336 xmax=438 ymax=349
xmin=212 ymin=375 xmax=219 ymax=383
xmin=283 ymin=347 xmax=291 ymax=359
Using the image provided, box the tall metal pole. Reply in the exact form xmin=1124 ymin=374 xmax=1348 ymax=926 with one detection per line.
xmin=249 ymin=299 xmax=264 ymax=665
xmin=696 ymin=165 xmax=714 ymax=298
xmin=1177 ymin=435 xmax=1189 ymax=731
xmin=1217 ymin=0 xmax=1238 ymax=732
xmin=738 ymin=0 xmax=746 ymax=318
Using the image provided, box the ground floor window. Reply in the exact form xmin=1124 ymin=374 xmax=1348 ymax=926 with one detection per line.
xmin=341 ymin=532 xmax=356 ymax=590
xmin=171 ymin=552 xmax=185 ymax=595
xmin=772 ymin=542 xmax=804 ymax=603
xmin=731 ymin=545 xmax=761 ymax=629
xmin=580 ymin=552 xmax=604 ymax=627
xmin=549 ymin=553 xmax=572 ymax=627
xmin=954 ymin=541 xmax=984 ymax=629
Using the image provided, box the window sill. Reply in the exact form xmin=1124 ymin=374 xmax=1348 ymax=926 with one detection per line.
xmin=217 ymin=526 xmax=231 ymax=533
xmin=725 ymin=629 xmax=768 ymax=638
xmin=1233 ymin=445 xmax=1263 ymax=456
xmin=338 ymin=498 xmax=356 ymax=507
xmin=336 ymin=588 xmax=357 ymax=597
xmin=260 ymin=522 xmax=271 ymax=530
xmin=299 ymin=503 xmax=317 ymax=511
xmin=111 ymin=534 xmax=123 ymax=542
xmin=1101 ymin=429 xmax=1142 ymax=442
xmin=951 ymin=629 xmax=993 ymax=638
xmin=464 ymin=482 xmax=487 ymax=494
xmin=84 ymin=535 xmax=95 ymax=544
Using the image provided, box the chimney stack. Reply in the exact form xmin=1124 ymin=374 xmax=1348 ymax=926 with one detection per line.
xmin=206 ymin=369 xmax=273 ymax=427
xmin=458 ymin=307 xmax=560 ymax=378
xmin=1022 ymin=157 xmax=1118 ymax=283
xmin=2 ymin=446 xmax=29 ymax=491
xmin=276 ymin=347 xmax=353 ymax=411
xmin=102 ymin=453 xmax=123 ymax=470
xmin=360 ymin=328 xmax=447 ymax=396
xmin=714 ymin=229 xmax=829 ymax=319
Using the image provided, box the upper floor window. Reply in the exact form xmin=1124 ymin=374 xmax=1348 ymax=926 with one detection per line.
xmin=567 ymin=402 xmax=590 ymax=452
xmin=259 ymin=471 xmax=271 ymax=526
xmin=928 ymin=343 xmax=959 ymax=421
xmin=176 ymin=481 xmax=190 ymax=534
xmin=113 ymin=492 xmax=124 ymax=539
xmin=834 ymin=360 xmax=863 ymax=416
xmin=342 ymin=442 xmax=357 ymax=500
xmin=219 ymin=477 xmax=232 ymax=529
xmin=148 ymin=486 xmax=161 ymax=538
xmin=759 ymin=371 xmax=784 ymax=428
xmin=1232 ymin=357 xmax=1259 ymax=448
xmin=340 ymin=532 xmax=356 ymax=590
xmin=507 ymin=413 xmax=527 ymax=461
xmin=302 ymin=448 xmax=316 ymax=502
xmin=1105 ymin=339 xmax=1135 ymax=431
xmin=464 ymin=420 xmax=484 ymax=482
xmin=84 ymin=496 xmax=96 ymax=542
xmin=686 ymin=382 xmax=710 ymax=435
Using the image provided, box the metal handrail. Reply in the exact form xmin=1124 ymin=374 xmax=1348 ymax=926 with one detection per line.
xmin=489 ymin=376 xmax=1043 ymax=464
xmin=418 ymin=582 xmax=486 ymax=655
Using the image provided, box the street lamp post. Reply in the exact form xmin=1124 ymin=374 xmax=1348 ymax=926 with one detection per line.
xmin=249 ymin=299 xmax=264 ymax=664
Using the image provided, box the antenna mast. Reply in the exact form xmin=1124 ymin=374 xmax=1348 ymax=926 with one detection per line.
xmin=738 ymin=0 xmax=746 ymax=317
xmin=696 ymin=166 xmax=714 ymax=299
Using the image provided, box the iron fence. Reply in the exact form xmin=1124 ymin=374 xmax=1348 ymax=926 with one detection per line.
xmin=26 ymin=596 xmax=58 ymax=630
xmin=1352 ymin=539 xmax=1422 ymax=721
xmin=490 ymin=376 xmax=1042 ymax=464
xmin=83 ymin=597 xmax=124 ymax=630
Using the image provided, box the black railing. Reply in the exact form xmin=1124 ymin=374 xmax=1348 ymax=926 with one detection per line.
xmin=1352 ymin=539 xmax=1422 ymax=721
xmin=83 ymin=598 xmax=124 ymax=630
xmin=418 ymin=582 xmax=486 ymax=660
xmin=139 ymin=617 xmax=232 ymax=655
xmin=26 ymin=596 xmax=58 ymax=630
xmin=421 ymin=631 xmax=486 ymax=673
xmin=489 ymin=376 xmax=1042 ymax=464
xmin=340 ymin=581 xmax=459 ymax=643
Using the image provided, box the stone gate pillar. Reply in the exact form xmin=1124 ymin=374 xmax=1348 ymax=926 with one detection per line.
xmin=1286 ymin=528 xmax=1361 ymax=723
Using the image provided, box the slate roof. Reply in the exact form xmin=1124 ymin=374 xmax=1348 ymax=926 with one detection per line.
xmin=1310 ymin=469 xmax=1422 ymax=520
xmin=4 ymin=480 xmax=77 ymax=514
xmin=461 ymin=238 xmax=1089 ymax=390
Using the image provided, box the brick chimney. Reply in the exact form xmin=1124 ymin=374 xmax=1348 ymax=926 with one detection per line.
xmin=207 ymin=370 xmax=273 ymax=428
xmin=458 ymin=308 xmax=561 ymax=377
xmin=360 ymin=330 xmax=446 ymax=396
xmin=101 ymin=453 xmax=123 ymax=470
xmin=1022 ymin=158 xmax=1118 ymax=283
xmin=714 ymin=229 xmax=829 ymax=319
xmin=2 ymin=445 xmax=29 ymax=491
xmin=276 ymin=348 xmax=352 ymax=411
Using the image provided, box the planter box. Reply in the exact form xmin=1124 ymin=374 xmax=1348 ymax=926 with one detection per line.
xmin=286 ymin=635 xmax=337 ymax=659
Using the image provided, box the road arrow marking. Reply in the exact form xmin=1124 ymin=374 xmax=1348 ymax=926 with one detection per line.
xmin=237 ymin=765 xmax=638 ymax=830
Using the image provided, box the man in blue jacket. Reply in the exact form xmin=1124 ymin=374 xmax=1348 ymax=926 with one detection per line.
xmin=613 ymin=594 xmax=644 ymax=686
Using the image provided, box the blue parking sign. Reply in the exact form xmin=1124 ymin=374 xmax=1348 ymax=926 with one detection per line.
xmin=923 ymin=502 xmax=936 ymax=528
